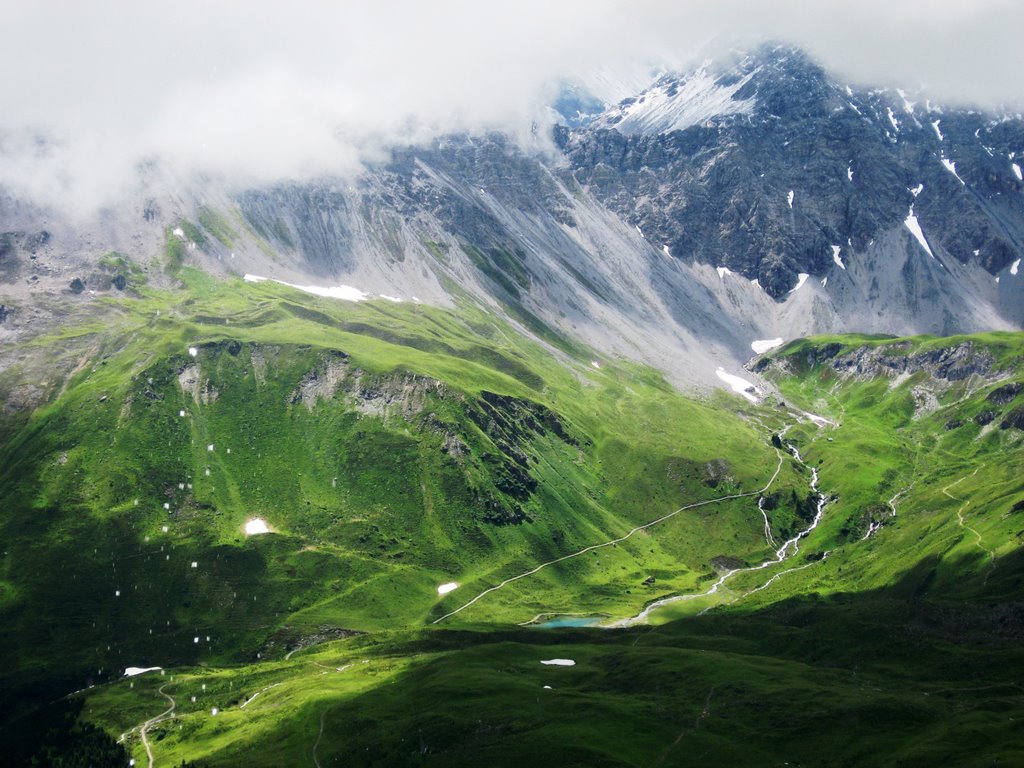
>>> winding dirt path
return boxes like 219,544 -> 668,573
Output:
432,449 -> 787,624
313,708 -> 328,768
942,469 -> 994,563
140,683 -> 176,768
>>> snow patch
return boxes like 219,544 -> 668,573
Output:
437,582 -> 459,595
1013,163 -> 1022,181
591,360 -> 601,369
379,295 -> 403,303
124,666 -> 162,677
821,276 -> 828,287
931,120 -> 944,141
716,266 -> 733,279
188,347 -> 198,357
898,90 -> 916,114
831,245 -> 846,270
887,107 -> 900,131
751,338 -> 784,354
596,63 -> 758,135
715,367 -> 760,403
242,273 -> 368,302
847,165 -> 853,181
940,158 -> 965,185
789,273 -> 809,293
910,183 -> 924,197
1011,258 -> 1020,276
904,206 -> 935,259
172,227 -> 185,239
634,225 -> 644,238
540,659 -> 576,666
662,244 -> 671,257
787,190 -> 794,208
244,518 -> 270,536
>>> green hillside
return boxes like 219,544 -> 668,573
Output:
2,271 -> 1023,766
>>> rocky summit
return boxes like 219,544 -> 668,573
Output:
3,45 -> 1023,395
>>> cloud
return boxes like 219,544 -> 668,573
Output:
1,0 -> 1021,213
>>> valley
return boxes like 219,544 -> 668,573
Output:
1,264 -> 1022,765
1,34 -> 1023,767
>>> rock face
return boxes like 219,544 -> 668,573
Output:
2,44 -> 1023,392
559,45 -> 1024,303
824,342 -> 996,382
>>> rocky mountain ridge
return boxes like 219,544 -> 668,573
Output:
1,44 -> 1022,393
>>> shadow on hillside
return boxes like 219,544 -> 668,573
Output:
291,549 -> 1024,767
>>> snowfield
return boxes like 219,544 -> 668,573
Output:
715,367 -> 760,403
751,338 -> 784,354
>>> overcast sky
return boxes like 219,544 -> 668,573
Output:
2,0 -> 1022,211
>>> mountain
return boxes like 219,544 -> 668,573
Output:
561,45 -> 1024,311
3,44 -> 1022,399
2,43 -> 1024,767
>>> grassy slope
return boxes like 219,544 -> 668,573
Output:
91,331 -> 1024,767
0,267 -> 817,763
4,260 -> 1023,765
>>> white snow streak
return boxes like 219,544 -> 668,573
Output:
244,273 -> 369,302
904,206 -> 935,259
831,245 -> 846,270
124,667 -> 162,677
1011,258 -> 1020,276
787,190 -> 794,208
789,273 -> 809,292
940,158 -> 965,185
1014,163 -> 1022,181
887,107 -> 899,132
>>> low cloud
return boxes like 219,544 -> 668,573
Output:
1,0 -> 1021,213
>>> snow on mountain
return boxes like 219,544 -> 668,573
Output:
592,62 -> 758,135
